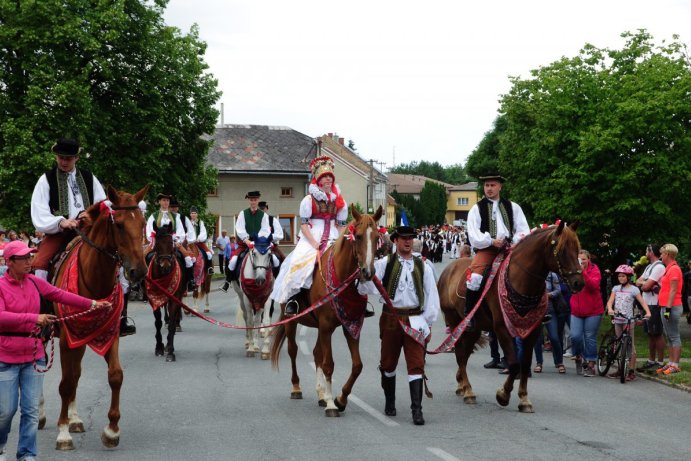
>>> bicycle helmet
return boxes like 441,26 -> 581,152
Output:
614,264 -> 634,275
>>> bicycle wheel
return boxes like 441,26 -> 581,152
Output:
619,336 -> 632,384
596,333 -> 617,376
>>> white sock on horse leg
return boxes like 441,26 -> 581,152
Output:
35,269 -> 49,281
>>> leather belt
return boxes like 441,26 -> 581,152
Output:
393,308 -> 422,316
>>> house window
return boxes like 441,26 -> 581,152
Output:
457,197 -> 469,206
278,215 -> 295,244
280,187 -> 293,198
207,187 -> 218,197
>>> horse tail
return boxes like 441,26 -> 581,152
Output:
270,323 -> 286,370
474,333 -> 488,351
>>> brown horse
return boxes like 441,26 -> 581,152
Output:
147,228 -> 187,362
52,185 -> 149,450
271,205 -> 383,417
437,222 -> 584,413
191,244 -> 213,313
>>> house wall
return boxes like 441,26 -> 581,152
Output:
445,190 -> 479,224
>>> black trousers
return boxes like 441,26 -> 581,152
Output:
218,254 -> 226,274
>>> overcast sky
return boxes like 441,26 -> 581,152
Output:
163,0 -> 691,169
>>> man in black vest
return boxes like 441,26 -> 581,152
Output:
465,173 -> 530,327
258,201 -> 285,274
169,196 -> 197,291
226,191 -> 271,283
30,138 -> 107,281
357,225 -> 440,425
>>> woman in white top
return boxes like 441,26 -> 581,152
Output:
271,156 -> 348,309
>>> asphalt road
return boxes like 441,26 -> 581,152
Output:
5,256 -> 691,461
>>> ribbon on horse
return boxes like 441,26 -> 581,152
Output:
193,250 -> 205,286
240,255 -> 273,311
498,252 -> 548,339
55,241 -> 124,356
145,258 -> 181,311
326,252 -> 366,339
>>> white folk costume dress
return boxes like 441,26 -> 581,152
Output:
271,183 -> 348,304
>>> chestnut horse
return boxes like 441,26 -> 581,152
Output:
147,228 -> 187,362
271,205 -> 383,417
232,243 -> 273,359
52,185 -> 148,450
437,222 -> 584,412
191,245 -> 213,313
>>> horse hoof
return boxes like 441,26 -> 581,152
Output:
463,396 -> 477,404
203,308 -> 210,313
261,352 -> 270,360
69,422 -> 85,433
246,351 -> 255,358
101,431 -> 120,448
496,391 -> 510,407
166,354 -> 176,362
335,397 -> 346,412
518,403 -> 534,413
155,346 -> 164,357
290,392 -> 303,400
56,440 -> 75,451
38,416 -> 46,430
325,408 -> 340,417
318,399 -> 327,407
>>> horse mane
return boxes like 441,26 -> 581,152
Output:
333,220 -> 349,255
514,224 -> 578,255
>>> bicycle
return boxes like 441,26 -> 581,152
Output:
596,312 -> 643,383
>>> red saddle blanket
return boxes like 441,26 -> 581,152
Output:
145,259 -> 181,311
56,242 -> 124,356
497,252 -> 548,339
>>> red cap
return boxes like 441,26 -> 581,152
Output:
3,241 -> 37,259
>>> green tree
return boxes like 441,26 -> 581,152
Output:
471,30 -> 691,265
419,181 -> 448,225
0,0 -> 221,231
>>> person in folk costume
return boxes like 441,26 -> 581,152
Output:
357,226 -> 440,425
30,138 -> 107,281
226,191 -> 271,282
188,206 -> 214,274
465,172 -> 530,328
449,229 -> 460,259
168,196 -> 198,291
257,201 -> 285,276
145,193 -> 195,290
271,156 -> 348,316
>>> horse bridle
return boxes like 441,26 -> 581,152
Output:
76,204 -> 141,264
510,229 -> 582,290
248,248 -> 271,273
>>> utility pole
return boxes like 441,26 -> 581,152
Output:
367,159 -> 375,213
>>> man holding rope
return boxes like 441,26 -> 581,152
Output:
358,225 -> 440,426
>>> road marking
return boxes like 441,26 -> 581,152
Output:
427,447 -> 462,461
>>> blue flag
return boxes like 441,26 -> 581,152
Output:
400,209 -> 409,226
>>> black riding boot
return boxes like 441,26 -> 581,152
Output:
119,292 -> 136,337
409,379 -> 425,426
364,304 -> 375,318
186,266 -> 196,291
464,288 -> 480,330
380,367 -> 396,416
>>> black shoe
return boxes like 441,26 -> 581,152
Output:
119,318 -> 136,337
207,267 -> 214,275
484,359 -> 501,369
497,358 -> 508,369
220,282 -> 229,293
364,305 -> 375,318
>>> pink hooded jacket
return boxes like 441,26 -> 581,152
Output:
0,273 -> 92,363
569,262 -> 604,317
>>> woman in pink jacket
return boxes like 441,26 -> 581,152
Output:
0,241 -> 111,461
569,249 -> 604,377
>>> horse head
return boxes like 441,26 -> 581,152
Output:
153,227 -> 175,276
243,237 -> 272,286
81,185 -> 149,284
549,221 -> 584,293
345,204 -> 383,281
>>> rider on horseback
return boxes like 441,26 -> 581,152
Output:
169,196 -> 198,291
146,193 -> 195,291
226,191 -> 271,283
258,201 -> 285,277
189,206 -> 214,275
271,156 -> 348,316
465,172 -> 530,328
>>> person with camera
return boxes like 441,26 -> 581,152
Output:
635,244 -> 667,372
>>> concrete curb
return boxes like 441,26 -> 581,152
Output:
635,371 -> 691,394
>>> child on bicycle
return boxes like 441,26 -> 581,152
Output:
605,265 -> 651,381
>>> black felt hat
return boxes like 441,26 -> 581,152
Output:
245,191 -> 261,199
169,196 -> 180,207
390,225 -> 417,240
258,201 -> 267,209
478,172 -> 506,183
156,193 -> 173,201
51,138 -> 81,157
189,206 -> 198,213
